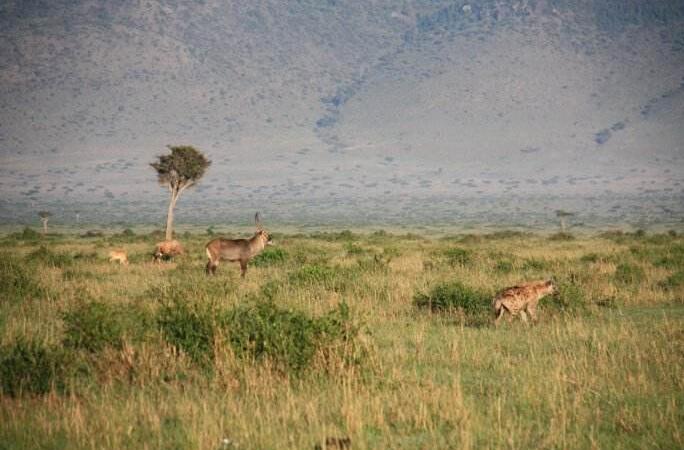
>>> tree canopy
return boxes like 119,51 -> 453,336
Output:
150,145 -> 211,192
150,145 -> 211,240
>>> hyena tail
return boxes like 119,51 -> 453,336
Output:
492,297 -> 503,316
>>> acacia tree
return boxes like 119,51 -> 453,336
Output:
151,145 -> 211,240
38,211 -> 52,235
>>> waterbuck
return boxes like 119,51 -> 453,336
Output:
205,213 -> 273,277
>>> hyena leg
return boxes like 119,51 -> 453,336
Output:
519,310 -> 529,324
494,307 -> 506,327
527,304 -> 538,323
239,260 -> 247,278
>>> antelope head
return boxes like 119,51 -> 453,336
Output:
254,212 -> 274,246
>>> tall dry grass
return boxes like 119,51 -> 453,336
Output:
1,229 -> 682,449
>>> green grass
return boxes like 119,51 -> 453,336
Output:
0,230 -> 682,449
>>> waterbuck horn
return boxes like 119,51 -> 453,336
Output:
255,212 -> 263,230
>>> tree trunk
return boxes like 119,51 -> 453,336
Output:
41,218 -> 48,235
165,190 -> 179,241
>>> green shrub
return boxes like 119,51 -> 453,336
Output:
20,227 -> 41,240
486,230 -> 530,240
580,253 -> 600,263
252,247 -> 288,267
548,281 -> 588,313
441,247 -> 472,266
493,259 -> 514,273
653,244 -> 684,271
345,243 -> 366,256
659,272 -> 684,291
614,263 -> 645,285
73,251 -> 98,262
549,232 -> 575,241
522,258 -> 549,271
224,301 -> 357,373
310,230 -> 356,242
260,280 -> 283,300
63,302 -> 150,353
414,281 -> 489,316
157,299 -> 217,367
0,256 -> 44,304
80,230 -> 104,238
25,246 -> 74,268
0,339 -> 68,396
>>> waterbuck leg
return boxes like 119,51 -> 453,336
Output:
239,260 -> 247,278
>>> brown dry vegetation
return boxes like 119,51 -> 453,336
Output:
0,229 -> 683,449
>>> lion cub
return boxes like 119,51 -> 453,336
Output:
108,249 -> 129,265
492,280 -> 557,326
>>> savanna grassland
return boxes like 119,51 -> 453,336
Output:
1,228 -> 683,449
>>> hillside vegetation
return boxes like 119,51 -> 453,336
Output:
1,0 -> 683,225
1,228 -> 682,448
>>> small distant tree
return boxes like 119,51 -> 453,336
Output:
38,211 -> 52,235
555,210 -> 574,232
151,145 -> 211,240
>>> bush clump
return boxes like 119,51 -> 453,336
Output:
441,247 -> 472,266
157,298 -> 360,374
0,256 -> 44,304
653,244 -> 684,271
0,339 -> 68,396
522,258 -> 549,271
493,259 -> 514,273
549,232 -> 575,241
63,302 -> 150,353
580,253 -> 601,263
414,281 -> 489,317
659,272 -> 684,291
547,281 -> 588,313
614,263 -> 646,285
224,301 -> 357,373
19,227 -> 42,240
157,299 -> 217,367
252,247 -> 288,267
25,246 -> 74,268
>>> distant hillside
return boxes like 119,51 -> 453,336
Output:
0,0 -> 683,227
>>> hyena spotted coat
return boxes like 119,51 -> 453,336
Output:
492,280 -> 557,326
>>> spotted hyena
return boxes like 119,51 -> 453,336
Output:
492,280 -> 557,326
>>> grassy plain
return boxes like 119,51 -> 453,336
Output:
1,228 -> 683,449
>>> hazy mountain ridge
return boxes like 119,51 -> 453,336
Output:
0,0 -> 683,226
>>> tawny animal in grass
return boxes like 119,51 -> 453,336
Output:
492,279 -> 557,326
205,213 -> 273,277
108,249 -> 129,265
153,239 -> 184,263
